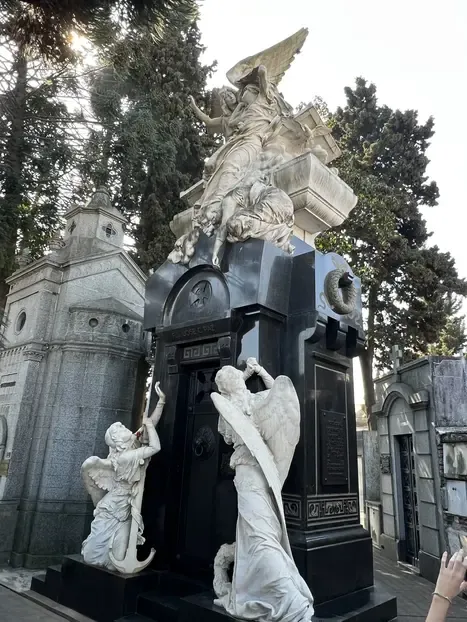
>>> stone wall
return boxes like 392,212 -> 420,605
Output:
0,189 -> 148,567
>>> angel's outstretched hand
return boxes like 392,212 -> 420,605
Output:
246,357 -> 262,375
155,381 -> 166,402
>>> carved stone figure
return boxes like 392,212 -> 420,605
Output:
189,87 -> 238,182
168,29 -> 312,266
167,228 -> 200,265
222,150 -> 295,258
211,358 -> 314,621
81,383 -> 165,574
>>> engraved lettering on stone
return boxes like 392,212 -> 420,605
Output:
171,323 -> 216,340
322,411 -> 347,485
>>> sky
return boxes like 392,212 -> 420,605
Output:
198,0 -> 467,403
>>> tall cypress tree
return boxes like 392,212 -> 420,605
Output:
316,78 -> 467,425
78,20 -> 218,271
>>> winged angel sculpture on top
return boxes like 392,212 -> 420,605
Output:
211,358 -> 314,621
168,28 -> 330,268
80,383 -> 166,574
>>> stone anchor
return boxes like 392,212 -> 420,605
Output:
108,463 -> 156,574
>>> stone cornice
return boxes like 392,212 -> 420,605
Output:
373,382 -> 430,416
48,340 -> 145,359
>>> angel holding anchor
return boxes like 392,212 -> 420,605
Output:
80,382 -> 166,574
211,358 -> 314,622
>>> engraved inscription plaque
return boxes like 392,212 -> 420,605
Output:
321,410 -> 348,486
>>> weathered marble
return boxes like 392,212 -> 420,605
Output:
168,29 -> 356,267
171,150 -> 357,246
211,358 -> 314,621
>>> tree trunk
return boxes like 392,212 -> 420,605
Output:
361,285 -> 378,430
0,48 -> 27,312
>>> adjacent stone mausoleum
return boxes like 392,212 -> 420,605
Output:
0,188 -> 147,567
372,352 -> 467,583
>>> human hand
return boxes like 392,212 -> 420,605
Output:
434,551 -> 467,601
155,381 -> 166,402
188,95 -> 196,108
246,357 -> 261,375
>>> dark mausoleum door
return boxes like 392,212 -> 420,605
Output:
176,365 -> 236,577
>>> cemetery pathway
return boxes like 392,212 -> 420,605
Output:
1,550 -> 467,621
0,584 -> 65,621
374,547 -> 467,620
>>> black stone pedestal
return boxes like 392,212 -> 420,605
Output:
178,587 -> 397,622
31,554 -> 157,622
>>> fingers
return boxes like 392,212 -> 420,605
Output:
441,551 -> 448,568
452,550 -> 464,572
461,581 -> 467,593
448,552 -> 456,570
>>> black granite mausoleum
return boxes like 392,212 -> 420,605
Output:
32,234 -> 397,621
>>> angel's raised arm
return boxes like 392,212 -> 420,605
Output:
148,381 -> 166,426
129,419 -> 161,462
189,96 -> 222,131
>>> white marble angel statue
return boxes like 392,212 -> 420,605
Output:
211,358 -> 314,622
81,382 -> 166,574
168,28 -> 309,267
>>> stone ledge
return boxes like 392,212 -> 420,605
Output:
172,152 -> 357,240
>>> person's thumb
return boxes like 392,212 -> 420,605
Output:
460,581 -> 467,593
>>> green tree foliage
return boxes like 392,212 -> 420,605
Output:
315,78 -> 467,424
78,20 -> 219,271
426,295 -> 466,357
2,0 -> 197,61
0,3 -> 82,313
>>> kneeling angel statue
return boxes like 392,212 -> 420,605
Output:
211,358 -> 314,621
81,382 -> 166,574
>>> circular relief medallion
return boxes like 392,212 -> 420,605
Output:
189,280 -> 212,308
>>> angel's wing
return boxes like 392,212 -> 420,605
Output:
210,392 -> 293,559
226,28 -> 308,88
81,456 -> 115,507
252,376 -> 300,486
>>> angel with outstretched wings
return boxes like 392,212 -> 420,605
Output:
211,359 -> 314,622
169,29 -> 309,268
80,383 -> 166,574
